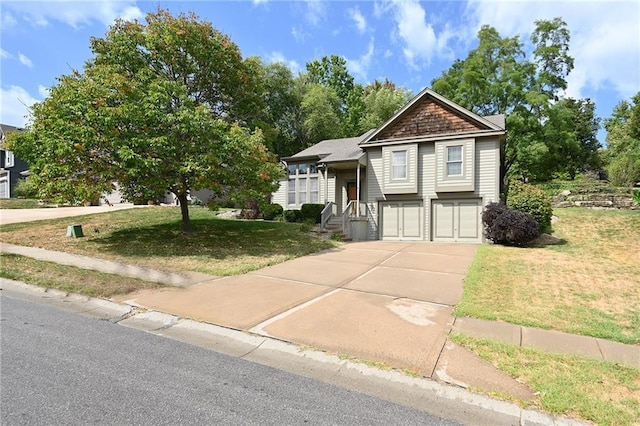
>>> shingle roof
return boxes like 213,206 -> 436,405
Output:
483,114 -> 506,129
286,129 -> 376,163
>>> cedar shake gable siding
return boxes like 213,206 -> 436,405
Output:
370,98 -> 484,142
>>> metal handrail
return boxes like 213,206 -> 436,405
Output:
321,201 -> 335,229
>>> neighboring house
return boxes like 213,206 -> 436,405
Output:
0,124 -> 30,199
272,88 -> 506,243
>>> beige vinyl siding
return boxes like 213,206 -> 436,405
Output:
382,144 -> 418,194
272,180 -> 287,206
475,138 -> 500,204
418,143 -> 435,241
366,148 -> 383,240
435,138 -> 475,192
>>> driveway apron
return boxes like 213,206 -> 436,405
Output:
123,241 -> 477,377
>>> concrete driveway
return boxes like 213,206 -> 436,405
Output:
0,204 -> 141,225
123,241 -> 477,377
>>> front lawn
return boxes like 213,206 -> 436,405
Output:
0,198 -> 45,209
0,253 -> 166,297
452,334 -> 640,426
456,208 -> 640,344
0,206 -> 339,276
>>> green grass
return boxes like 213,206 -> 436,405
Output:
0,198 -> 46,209
0,253 -> 166,297
0,206 -> 339,276
451,334 -> 640,426
456,208 -> 640,344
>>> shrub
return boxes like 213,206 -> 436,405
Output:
485,208 -> 539,246
300,203 -> 324,224
481,202 -> 509,233
283,209 -> 303,223
261,203 -> 283,220
633,189 -> 640,205
607,154 -> 640,187
507,181 -> 552,233
13,178 -> 38,199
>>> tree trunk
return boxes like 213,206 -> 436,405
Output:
177,192 -> 191,234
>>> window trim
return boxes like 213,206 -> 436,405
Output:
287,162 -> 320,206
445,145 -> 463,178
5,150 -> 14,168
391,150 -> 407,180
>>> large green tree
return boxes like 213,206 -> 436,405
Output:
431,18 -> 584,186
603,92 -> 640,186
358,80 -> 413,133
9,9 -> 281,233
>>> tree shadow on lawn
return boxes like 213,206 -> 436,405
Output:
87,218 -> 336,261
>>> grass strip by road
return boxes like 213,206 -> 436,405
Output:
451,334 -> 640,426
456,208 -> 640,344
0,253 -> 166,297
0,198 -> 46,209
0,206 -> 339,276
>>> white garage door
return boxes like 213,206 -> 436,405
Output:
380,201 -> 422,241
432,199 -> 482,243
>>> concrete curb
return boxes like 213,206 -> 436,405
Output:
1,278 -> 590,426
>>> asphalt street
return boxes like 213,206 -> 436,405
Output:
0,295 -> 461,426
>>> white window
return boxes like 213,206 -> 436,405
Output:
309,177 -> 319,203
287,179 -> 296,205
298,177 -> 307,204
288,163 -> 320,206
5,151 -> 14,168
446,145 -> 463,177
392,150 -> 407,180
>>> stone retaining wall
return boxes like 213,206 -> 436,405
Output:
552,192 -> 638,209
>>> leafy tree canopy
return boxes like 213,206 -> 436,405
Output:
9,9 -> 282,233
431,17 -> 599,187
603,92 -> 640,186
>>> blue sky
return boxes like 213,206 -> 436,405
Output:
1,0 -> 639,144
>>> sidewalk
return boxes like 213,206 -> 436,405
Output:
1,242 -> 638,374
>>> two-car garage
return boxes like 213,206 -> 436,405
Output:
379,198 -> 483,243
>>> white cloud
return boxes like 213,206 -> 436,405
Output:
17,52 -> 33,68
265,52 -> 302,76
1,11 -> 18,29
304,0 -> 326,26
2,0 -> 143,29
464,0 -> 640,100
390,0 -> 437,67
384,49 -> 393,59
0,49 -> 12,59
253,0 -> 269,4
0,85 -> 40,127
291,26 -> 309,43
348,7 -> 367,34
347,38 -> 375,81
38,85 -> 50,99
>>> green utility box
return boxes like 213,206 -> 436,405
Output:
66,224 -> 84,238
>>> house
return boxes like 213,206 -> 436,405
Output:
272,88 -> 506,243
0,124 -> 30,199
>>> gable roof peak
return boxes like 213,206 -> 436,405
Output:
360,87 -> 505,145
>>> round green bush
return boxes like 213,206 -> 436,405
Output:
283,209 -> 303,223
507,181 -> 552,234
300,203 -> 324,224
262,203 -> 283,220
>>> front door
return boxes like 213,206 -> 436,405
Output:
347,182 -> 357,214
